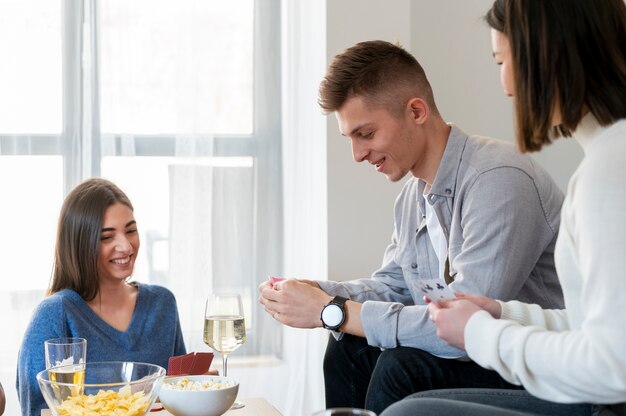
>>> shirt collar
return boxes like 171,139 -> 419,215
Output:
425,124 -> 468,199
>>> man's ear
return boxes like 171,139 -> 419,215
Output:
407,97 -> 429,125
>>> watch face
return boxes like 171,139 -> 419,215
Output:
321,304 -> 343,328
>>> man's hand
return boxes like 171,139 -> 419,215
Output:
258,279 -> 332,328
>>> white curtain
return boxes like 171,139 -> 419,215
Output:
96,0 -> 284,358
198,1 -> 330,414
278,0 -> 328,413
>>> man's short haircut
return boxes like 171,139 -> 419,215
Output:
318,40 -> 439,117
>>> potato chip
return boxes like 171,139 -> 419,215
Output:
56,385 -> 150,416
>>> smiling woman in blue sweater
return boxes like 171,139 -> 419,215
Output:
17,178 -> 186,416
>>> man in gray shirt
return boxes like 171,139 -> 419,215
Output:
259,40 -> 564,414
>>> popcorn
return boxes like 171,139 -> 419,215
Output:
162,378 -> 235,391
56,385 -> 149,416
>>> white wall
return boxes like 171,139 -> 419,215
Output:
326,0 -> 583,282
326,0 -> 411,281
410,0 -> 583,189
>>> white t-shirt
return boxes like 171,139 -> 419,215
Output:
424,185 -> 448,281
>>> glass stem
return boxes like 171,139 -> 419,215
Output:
222,353 -> 229,377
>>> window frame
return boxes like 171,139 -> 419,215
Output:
0,0 -> 283,357
0,0 -> 281,188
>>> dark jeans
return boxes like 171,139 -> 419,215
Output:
323,334 -> 523,415
380,389 -> 600,416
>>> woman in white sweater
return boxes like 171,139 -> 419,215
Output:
381,0 -> 626,415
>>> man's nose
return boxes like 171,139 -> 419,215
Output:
351,139 -> 369,163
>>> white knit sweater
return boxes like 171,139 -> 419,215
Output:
465,114 -> 626,404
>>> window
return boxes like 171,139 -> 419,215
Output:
0,1 -> 282,413
99,0 -> 254,135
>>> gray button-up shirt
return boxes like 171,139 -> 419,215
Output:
318,125 -> 564,358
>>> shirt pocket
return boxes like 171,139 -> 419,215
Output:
393,231 -> 420,281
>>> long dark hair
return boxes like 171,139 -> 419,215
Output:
48,178 -> 133,301
485,0 -> 626,152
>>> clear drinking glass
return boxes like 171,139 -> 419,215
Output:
44,337 -> 87,399
204,293 -> 246,409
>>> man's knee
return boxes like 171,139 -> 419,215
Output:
374,347 -> 433,377
367,348 -> 440,413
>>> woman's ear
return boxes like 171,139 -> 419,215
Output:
407,97 -> 429,125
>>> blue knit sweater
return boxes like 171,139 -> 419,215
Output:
16,283 -> 186,416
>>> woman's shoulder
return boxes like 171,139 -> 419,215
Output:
37,289 -> 81,311
136,282 -> 177,301
27,290 -> 78,334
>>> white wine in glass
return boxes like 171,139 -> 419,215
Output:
45,337 -> 87,400
204,293 -> 246,409
204,316 -> 246,356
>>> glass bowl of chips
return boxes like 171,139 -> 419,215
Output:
37,361 -> 166,416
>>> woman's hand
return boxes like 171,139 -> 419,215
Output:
424,292 -> 501,319
452,293 -> 502,318
428,299 -> 484,350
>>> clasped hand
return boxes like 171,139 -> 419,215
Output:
258,279 -> 332,328
427,293 -> 502,350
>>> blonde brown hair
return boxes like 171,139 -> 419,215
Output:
319,40 -> 439,118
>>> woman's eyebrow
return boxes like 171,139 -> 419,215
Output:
101,220 -> 136,232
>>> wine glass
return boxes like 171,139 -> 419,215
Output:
204,293 -> 246,409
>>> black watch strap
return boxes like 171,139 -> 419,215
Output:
320,296 -> 348,330
330,295 -> 348,308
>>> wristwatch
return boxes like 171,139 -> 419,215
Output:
320,296 -> 348,331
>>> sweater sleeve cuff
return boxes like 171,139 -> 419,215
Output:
465,310 -> 525,387
465,310 -> 502,369
499,300 -> 534,325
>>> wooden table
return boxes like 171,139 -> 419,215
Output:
42,397 -> 282,415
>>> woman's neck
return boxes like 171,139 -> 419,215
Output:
97,280 -> 135,302
87,280 -> 138,332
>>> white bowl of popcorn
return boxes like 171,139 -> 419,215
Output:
158,375 -> 239,416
